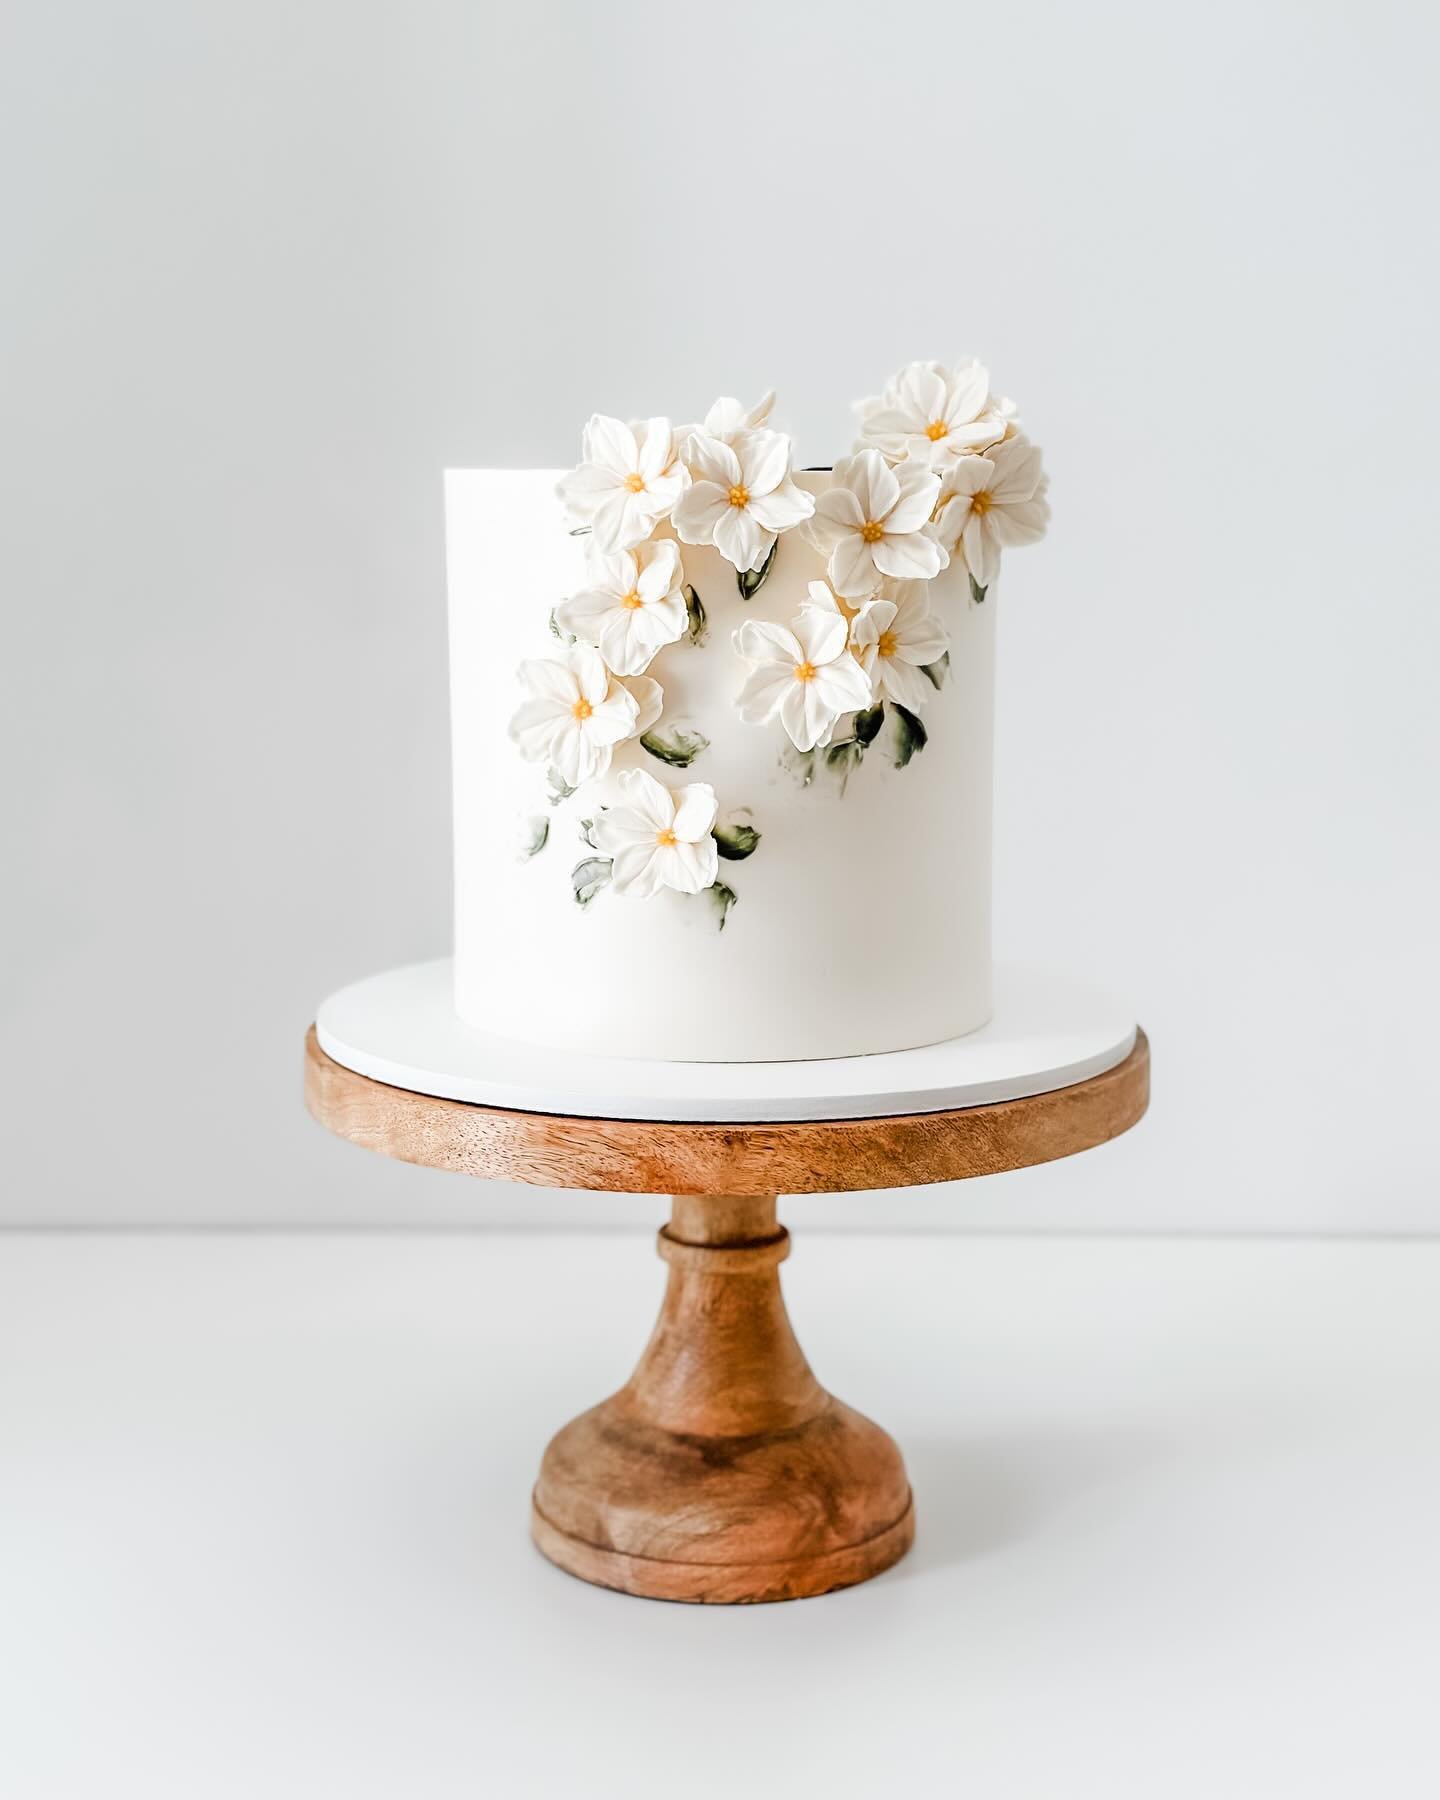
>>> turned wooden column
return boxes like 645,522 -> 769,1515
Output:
530,1195 -> 915,1604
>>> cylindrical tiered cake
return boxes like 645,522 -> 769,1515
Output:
445,367 -> 1048,1062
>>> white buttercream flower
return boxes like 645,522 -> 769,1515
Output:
593,769 -> 719,898
508,646 -> 640,788
931,435 -> 1050,588
672,426 -> 815,573
804,449 -> 947,598
689,390 -> 776,445
733,607 -> 873,753
850,582 -> 950,711
855,358 -> 1016,468
553,539 -> 687,677
556,415 -> 687,551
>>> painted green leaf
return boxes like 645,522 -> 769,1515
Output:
640,724 -> 710,768
705,880 -> 739,931
571,857 -> 612,907
713,818 -> 761,861
568,525 -> 592,537
577,817 -> 597,849
920,652 -> 949,690
969,575 -> 988,605
891,702 -> 929,768
854,702 -> 886,745
824,738 -> 864,795
780,743 -> 817,788
547,768 -> 577,805
736,539 -> 778,600
683,583 -> 708,647
519,815 -> 549,860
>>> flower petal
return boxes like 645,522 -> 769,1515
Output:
829,532 -> 881,598
713,503 -> 766,571
671,781 -> 718,843
737,428 -> 790,496
635,417 -> 674,481
735,662 -> 793,724
581,414 -> 637,475
872,531 -> 946,581
884,465 -> 943,535
610,842 -> 663,897
517,657 -> 578,705
780,674 -> 837,753
792,607 -> 848,666
746,477 -> 814,532
671,481 -> 731,544
616,767 -> 674,830
684,431 -> 741,490
734,618 -> 803,666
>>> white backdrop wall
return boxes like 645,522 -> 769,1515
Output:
3,0 -> 1437,1230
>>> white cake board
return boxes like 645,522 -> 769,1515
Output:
316,961 -> 1138,1125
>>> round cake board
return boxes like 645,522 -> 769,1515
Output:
316,959 -> 1137,1124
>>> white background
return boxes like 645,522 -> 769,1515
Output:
4,0 -> 1437,1229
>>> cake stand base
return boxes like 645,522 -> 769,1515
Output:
530,1194 -> 913,1604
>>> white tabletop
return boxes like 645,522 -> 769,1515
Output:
316,959 -> 1138,1121
4,1230 -> 1437,1799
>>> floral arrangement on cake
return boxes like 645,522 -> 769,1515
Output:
508,359 -> 1050,924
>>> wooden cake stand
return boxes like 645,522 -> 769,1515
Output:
304,961 -> 1149,1605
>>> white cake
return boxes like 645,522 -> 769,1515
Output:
446,366 -> 1049,1063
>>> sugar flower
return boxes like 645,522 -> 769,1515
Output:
855,358 -> 1016,469
689,390 -> 776,445
508,645 -> 640,789
553,539 -> 687,677
804,449 -> 947,597
672,426 -> 814,573
733,607 -> 873,753
592,769 -> 719,898
850,582 -> 950,711
557,415 -> 687,551
931,435 -> 1050,589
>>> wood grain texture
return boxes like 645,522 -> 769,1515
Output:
530,1196 -> 914,1603
304,1025 -> 1150,1197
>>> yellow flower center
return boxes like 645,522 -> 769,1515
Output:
860,520 -> 884,543
571,698 -> 593,721
727,484 -> 750,509
624,473 -> 646,493
877,629 -> 898,659
620,588 -> 644,609
655,827 -> 678,847
793,660 -> 817,683
970,489 -> 993,515
925,419 -> 949,442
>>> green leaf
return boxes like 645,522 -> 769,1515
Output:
713,817 -> 761,861
683,583 -> 708,647
920,652 -> 949,691
968,575 -> 988,605
568,525 -> 592,537
705,880 -> 739,931
736,539 -> 778,600
854,702 -> 886,745
571,857 -> 612,907
891,702 -> 929,768
824,738 -> 864,795
640,724 -> 710,768
547,608 -> 576,643
779,743 -> 817,787
547,768 -> 577,805
519,815 -> 549,860
577,817 -> 596,849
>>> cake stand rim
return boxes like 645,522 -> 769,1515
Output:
314,957 -> 1140,1125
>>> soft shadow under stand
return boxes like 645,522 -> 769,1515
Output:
305,960 -> 1149,1604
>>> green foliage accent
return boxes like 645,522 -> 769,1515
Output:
736,539 -> 778,600
968,575 -> 988,605
577,817 -> 597,849
854,702 -> 886,745
547,608 -> 576,643
713,817 -> 761,861
891,703 -> 929,767
568,525 -> 592,537
683,583 -> 708,647
571,857 -> 612,907
547,769 -> 577,805
920,652 -> 949,690
779,743 -> 817,787
823,738 -> 864,795
520,816 -> 549,859
706,881 -> 739,930
640,724 -> 710,768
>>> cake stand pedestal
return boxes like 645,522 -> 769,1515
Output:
304,961 -> 1149,1604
